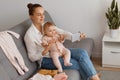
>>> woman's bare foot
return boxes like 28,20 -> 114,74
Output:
54,72 -> 68,80
91,73 -> 100,80
97,72 -> 101,78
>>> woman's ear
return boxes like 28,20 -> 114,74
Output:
30,15 -> 34,21
30,15 -> 32,19
43,31 -> 47,35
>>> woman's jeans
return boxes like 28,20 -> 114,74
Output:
40,48 -> 97,80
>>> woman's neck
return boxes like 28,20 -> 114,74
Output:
34,23 -> 43,34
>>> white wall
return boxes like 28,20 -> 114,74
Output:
0,0 -> 120,57
0,0 -> 41,31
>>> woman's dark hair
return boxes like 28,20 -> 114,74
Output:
27,3 -> 42,15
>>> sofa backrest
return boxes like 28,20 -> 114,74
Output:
0,11 -> 54,80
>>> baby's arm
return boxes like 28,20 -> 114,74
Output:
41,36 -> 57,56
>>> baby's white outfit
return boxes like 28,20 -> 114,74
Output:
42,34 -> 71,72
0,31 -> 29,75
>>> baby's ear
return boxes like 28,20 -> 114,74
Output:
55,31 -> 57,34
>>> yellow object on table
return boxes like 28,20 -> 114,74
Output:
38,69 -> 58,77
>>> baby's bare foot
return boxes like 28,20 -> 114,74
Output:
24,67 -> 29,72
18,70 -> 25,75
21,66 -> 29,72
64,63 -> 72,66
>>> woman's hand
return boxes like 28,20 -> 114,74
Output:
80,32 -> 86,40
42,50 -> 47,56
42,37 -> 57,56
58,34 -> 64,42
41,43 -> 52,56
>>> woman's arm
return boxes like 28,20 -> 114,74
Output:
41,43 -> 52,56
24,33 -> 43,62
55,27 -> 72,40
41,36 -> 57,56
41,43 -> 50,56
55,27 -> 86,42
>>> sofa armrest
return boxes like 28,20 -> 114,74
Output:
63,38 -> 94,57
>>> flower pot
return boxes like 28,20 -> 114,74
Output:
110,29 -> 119,38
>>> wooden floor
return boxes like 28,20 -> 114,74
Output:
91,57 -> 120,72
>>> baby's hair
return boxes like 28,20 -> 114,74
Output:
43,22 -> 55,33
27,3 -> 42,15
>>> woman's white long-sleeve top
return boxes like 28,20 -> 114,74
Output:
24,23 -> 80,62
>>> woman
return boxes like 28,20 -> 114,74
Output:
24,3 -> 100,80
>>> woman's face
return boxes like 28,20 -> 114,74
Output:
30,7 -> 45,25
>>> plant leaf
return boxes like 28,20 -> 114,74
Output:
111,0 -> 115,10
115,2 -> 118,14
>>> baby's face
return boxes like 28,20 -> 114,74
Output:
45,26 -> 56,37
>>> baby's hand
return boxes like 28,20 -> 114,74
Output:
49,38 -> 57,44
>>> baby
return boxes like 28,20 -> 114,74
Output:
42,22 -> 72,73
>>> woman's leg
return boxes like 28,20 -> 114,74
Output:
69,48 -> 99,80
41,57 -> 80,70
39,48 -> 99,80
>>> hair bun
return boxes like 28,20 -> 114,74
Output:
27,3 -> 33,9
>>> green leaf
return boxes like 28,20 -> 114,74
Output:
105,13 -> 109,19
111,0 -> 115,10
115,2 -> 118,14
106,0 -> 120,29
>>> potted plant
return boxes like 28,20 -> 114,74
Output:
105,0 -> 120,38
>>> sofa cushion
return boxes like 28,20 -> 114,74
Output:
64,69 -> 80,80
0,60 -> 11,80
63,38 -> 94,56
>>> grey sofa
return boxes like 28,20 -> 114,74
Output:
0,11 -> 94,80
